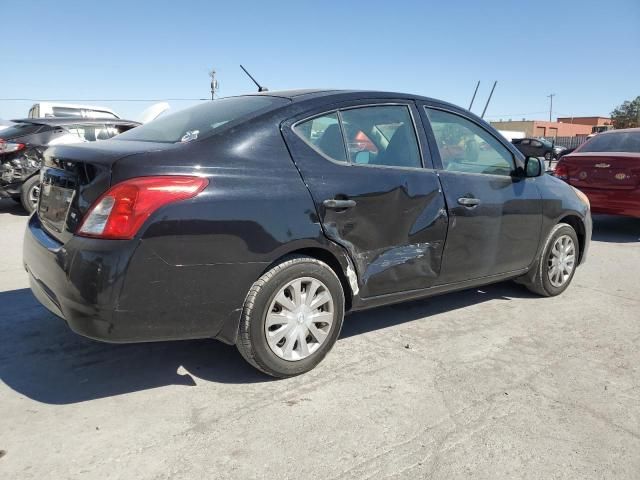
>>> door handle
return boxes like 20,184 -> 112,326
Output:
457,197 -> 480,208
323,199 -> 356,209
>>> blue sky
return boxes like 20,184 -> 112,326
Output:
2,0 -> 638,122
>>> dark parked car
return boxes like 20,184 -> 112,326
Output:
554,128 -> 640,218
1,118 -> 139,212
512,137 -> 564,162
23,90 -> 592,377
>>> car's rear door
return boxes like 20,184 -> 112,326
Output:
418,103 -> 543,283
282,99 -> 448,298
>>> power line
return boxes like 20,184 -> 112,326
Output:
483,111 -> 548,118
0,98 -> 208,102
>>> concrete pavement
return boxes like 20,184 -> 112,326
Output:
0,199 -> 638,479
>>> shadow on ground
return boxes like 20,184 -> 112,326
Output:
591,215 -> 640,243
0,282 -> 533,405
0,198 -> 28,217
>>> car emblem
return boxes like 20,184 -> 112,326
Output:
594,163 -> 610,168
578,171 -> 587,179
615,173 -> 627,180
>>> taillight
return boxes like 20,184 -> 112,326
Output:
553,161 -> 569,181
0,139 -> 26,154
77,176 -> 208,240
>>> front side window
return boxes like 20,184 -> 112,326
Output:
426,108 -> 514,176
84,110 -> 118,119
294,112 -> 346,162
340,106 -> 422,168
51,107 -> 83,118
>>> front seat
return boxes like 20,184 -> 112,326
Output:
376,124 -> 420,167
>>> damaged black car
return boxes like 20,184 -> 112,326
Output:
1,118 -> 139,212
23,90 -> 592,378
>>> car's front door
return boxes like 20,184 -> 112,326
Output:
282,101 -> 448,298
419,104 -> 543,284
518,139 -> 532,156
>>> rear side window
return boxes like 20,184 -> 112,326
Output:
115,96 -> 289,143
294,113 -> 347,162
0,123 -> 43,139
294,105 -> 422,168
578,131 -> 640,153
340,106 -> 422,168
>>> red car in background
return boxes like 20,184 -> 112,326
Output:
554,128 -> 640,218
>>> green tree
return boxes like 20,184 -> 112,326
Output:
610,96 -> 640,129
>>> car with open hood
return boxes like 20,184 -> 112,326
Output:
0,118 -> 139,212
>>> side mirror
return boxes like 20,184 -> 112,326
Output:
524,156 -> 543,177
354,150 -> 370,164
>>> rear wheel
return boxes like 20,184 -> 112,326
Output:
20,175 -> 40,214
236,256 -> 345,378
521,223 -> 579,297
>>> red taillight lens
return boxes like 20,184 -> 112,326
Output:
77,176 -> 208,240
553,161 -> 569,181
0,139 -> 26,154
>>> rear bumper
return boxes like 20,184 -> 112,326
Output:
23,214 -> 266,344
581,187 -> 640,218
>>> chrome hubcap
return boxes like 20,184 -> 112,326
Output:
264,277 -> 334,361
29,183 -> 40,207
547,235 -> 576,287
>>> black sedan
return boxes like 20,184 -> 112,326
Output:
23,90 -> 592,377
1,118 -> 139,212
512,137 -> 564,162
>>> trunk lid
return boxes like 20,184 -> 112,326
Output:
559,152 -> 640,190
37,140 -> 175,243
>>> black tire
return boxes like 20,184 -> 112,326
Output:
544,151 -> 552,161
20,175 -> 40,214
236,255 -> 345,378
521,223 -> 579,297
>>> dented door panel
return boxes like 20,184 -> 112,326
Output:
282,101 -> 449,298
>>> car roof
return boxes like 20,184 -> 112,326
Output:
245,88 -> 458,106
10,118 -> 141,127
597,127 -> 640,135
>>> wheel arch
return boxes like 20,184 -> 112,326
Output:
558,214 -> 586,263
261,246 -> 356,311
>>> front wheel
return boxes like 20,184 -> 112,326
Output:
521,223 -> 579,297
20,175 -> 41,214
236,256 -> 345,378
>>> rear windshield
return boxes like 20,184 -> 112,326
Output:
578,131 -> 640,153
0,123 -> 43,139
114,96 -> 289,143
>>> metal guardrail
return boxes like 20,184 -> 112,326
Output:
542,136 -> 588,149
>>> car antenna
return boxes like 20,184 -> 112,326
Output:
481,80 -> 498,119
240,65 -> 269,92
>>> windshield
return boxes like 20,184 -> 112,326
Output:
0,123 -> 43,139
539,138 -> 553,147
578,131 -> 640,153
114,96 -> 289,143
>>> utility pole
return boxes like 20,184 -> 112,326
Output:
209,69 -> 219,100
547,93 -> 555,122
